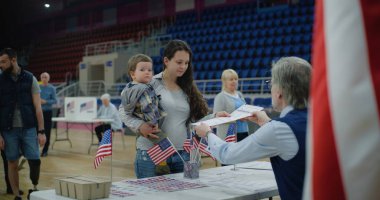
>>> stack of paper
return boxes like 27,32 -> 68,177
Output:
192,105 -> 263,126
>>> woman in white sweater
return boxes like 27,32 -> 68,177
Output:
213,69 -> 249,142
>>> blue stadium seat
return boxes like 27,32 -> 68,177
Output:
216,71 -> 223,79
264,48 -> 273,57
206,71 -> 214,80
238,50 -> 246,58
240,69 -> 250,78
250,69 -> 258,77
244,97 -> 252,105
247,49 -> 255,58
209,61 -> 217,70
253,58 -> 261,68
258,69 -> 270,77
302,44 -> 311,54
243,59 -> 252,68
273,47 -> 282,56
293,45 -> 302,55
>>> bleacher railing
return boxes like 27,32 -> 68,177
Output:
56,77 -> 271,107
84,40 -> 139,56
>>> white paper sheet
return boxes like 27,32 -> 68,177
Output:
192,104 -> 263,126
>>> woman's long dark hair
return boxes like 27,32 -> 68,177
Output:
163,40 -> 208,123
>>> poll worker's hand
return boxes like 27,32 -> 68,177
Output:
215,111 -> 230,118
246,111 -> 271,126
38,133 -> 46,147
194,123 -> 212,138
0,135 -> 4,150
40,99 -> 47,104
138,123 -> 159,139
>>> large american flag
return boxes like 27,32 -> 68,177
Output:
147,138 -> 176,165
224,124 -> 236,143
94,129 -> 112,169
303,0 -> 380,199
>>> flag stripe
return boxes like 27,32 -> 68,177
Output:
359,0 -> 380,115
147,138 -> 176,165
94,129 -> 112,169
325,0 -> 380,199
310,0 -> 346,199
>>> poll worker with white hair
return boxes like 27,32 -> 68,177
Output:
195,57 -> 312,200
95,93 -> 122,142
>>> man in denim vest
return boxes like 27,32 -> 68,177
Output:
0,48 -> 46,200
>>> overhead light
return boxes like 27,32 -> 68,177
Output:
44,3 -> 50,8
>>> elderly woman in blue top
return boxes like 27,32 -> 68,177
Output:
195,57 -> 311,200
213,69 -> 249,142
40,72 -> 57,157
95,93 -> 123,142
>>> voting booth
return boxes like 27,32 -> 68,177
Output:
64,97 -> 97,120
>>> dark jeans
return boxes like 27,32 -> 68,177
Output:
1,150 -> 11,191
42,110 -> 52,154
95,124 -> 111,142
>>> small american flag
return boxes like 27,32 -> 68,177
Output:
183,131 -> 199,153
225,123 -> 236,143
94,129 -> 112,169
147,138 -> 176,165
199,138 -> 215,160
80,101 -> 94,112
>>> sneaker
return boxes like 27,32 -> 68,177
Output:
27,189 -> 38,200
14,196 -> 22,200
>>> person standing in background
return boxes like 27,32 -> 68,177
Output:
40,72 -> 57,157
213,69 -> 249,142
0,48 -> 46,200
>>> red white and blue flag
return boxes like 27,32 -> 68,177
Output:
66,101 -> 75,112
94,129 -> 112,169
304,0 -> 380,199
183,131 -> 199,153
225,124 -> 236,143
147,138 -> 176,165
199,138 -> 215,160
80,101 -> 94,112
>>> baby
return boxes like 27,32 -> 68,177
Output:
120,54 -> 167,144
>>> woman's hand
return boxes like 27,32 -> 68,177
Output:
194,123 -> 212,137
215,111 -> 230,118
138,123 -> 160,139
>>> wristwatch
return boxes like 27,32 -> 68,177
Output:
37,130 -> 45,135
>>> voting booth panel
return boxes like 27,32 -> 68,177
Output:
64,97 -> 97,120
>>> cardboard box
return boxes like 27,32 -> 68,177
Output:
55,176 -> 111,200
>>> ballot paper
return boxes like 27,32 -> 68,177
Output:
192,104 -> 263,127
